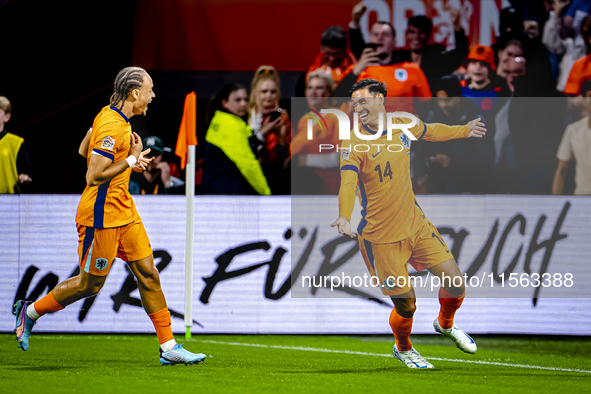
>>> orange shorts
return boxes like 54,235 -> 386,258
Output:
77,217 -> 153,276
358,221 -> 451,296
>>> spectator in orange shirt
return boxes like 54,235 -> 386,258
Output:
347,3 -> 469,92
335,20 -> 431,114
564,15 -> 591,95
305,26 -> 357,88
292,70 -> 343,195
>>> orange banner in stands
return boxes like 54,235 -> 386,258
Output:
132,0 -> 505,72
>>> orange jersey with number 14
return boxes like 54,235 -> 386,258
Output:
339,116 -> 469,243
76,106 -> 139,229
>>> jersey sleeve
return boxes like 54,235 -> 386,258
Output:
339,140 -> 362,174
339,169 -> 358,222
556,126 -> 573,162
91,122 -> 126,162
421,123 -> 470,142
339,140 -> 362,221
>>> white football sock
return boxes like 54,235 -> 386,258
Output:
160,339 -> 176,353
26,303 -> 40,320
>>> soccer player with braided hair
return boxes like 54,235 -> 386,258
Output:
13,67 -> 207,366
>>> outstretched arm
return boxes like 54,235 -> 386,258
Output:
422,118 -> 486,142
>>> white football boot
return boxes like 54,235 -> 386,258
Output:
392,345 -> 434,369
433,318 -> 477,354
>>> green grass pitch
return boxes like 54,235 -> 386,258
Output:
2,334 -> 590,393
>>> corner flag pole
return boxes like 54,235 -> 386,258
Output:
175,91 -> 198,341
184,145 -> 195,340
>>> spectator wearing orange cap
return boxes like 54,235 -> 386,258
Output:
460,45 -> 511,113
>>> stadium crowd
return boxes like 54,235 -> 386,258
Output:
203,0 -> 591,196
2,0 -> 591,196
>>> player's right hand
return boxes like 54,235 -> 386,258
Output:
353,48 -> 380,75
132,148 -> 153,172
467,118 -> 486,138
331,216 -> 356,238
130,131 -> 143,158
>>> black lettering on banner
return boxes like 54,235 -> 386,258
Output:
461,202 -> 570,304
201,229 -> 311,304
13,250 -> 200,325
110,250 -> 201,326
525,202 -> 570,304
200,241 -> 271,304
13,266 -> 59,305
492,215 -> 526,283
438,227 -> 469,266
464,220 -> 500,278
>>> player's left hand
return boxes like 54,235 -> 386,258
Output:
467,118 -> 486,138
331,216 -> 356,238
132,148 -> 154,172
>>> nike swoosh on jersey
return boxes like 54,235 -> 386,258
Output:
372,150 -> 383,158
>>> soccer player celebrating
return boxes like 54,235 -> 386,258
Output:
332,79 -> 485,369
13,67 -> 206,366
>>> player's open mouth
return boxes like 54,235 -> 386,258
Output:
360,111 -> 369,120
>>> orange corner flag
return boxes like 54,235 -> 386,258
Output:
175,92 -> 198,170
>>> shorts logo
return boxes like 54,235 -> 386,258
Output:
100,136 -> 116,151
399,133 -> 411,149
395,69 -> 408,82
95,258 -> 108,271
341,148 -> 350,161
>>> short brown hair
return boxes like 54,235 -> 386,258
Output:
0,96 -> 11,114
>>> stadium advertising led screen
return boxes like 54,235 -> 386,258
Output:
2,195 -> 590,335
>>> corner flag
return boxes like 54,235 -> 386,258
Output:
175,91 -> 198,169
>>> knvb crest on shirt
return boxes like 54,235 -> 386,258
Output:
95,258 -> 108,271
399,133 -> 411,149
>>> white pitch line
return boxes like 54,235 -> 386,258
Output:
199,340 -> 591,374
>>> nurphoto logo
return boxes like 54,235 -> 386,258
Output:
304,109 -> 419,153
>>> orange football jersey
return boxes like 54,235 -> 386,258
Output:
564,54 -> 591,96
76,106 -> 139,229
339,117 -> 468,243
356,62 -> 432,114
